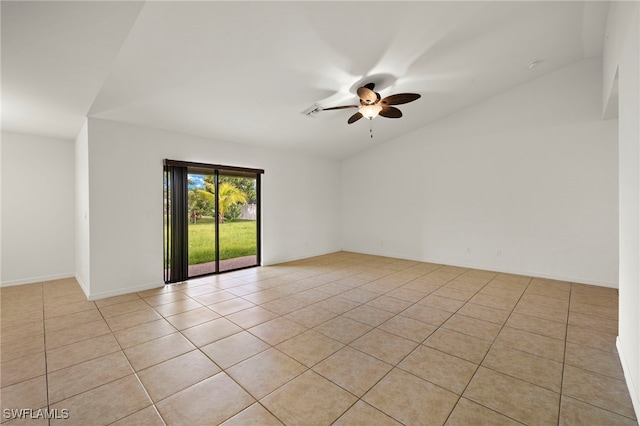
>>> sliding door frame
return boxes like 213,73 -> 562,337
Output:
164,159 -> 264,283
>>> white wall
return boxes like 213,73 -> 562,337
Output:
608,1 -> 640,418
342,57 -> 618,287
83,118 -> 342,299
1,132 -> 75,285
74,121 -> 90,295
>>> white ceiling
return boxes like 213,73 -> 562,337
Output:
1,1 -> 609,160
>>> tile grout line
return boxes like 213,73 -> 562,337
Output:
8,257 -> 631,425
263,265 -> 486,424
211,261 -> 442,425
439,274 -> 529,425
148,262 -> 624,422
129,290 -> 214,424
557,282 -> 573,426
439,274 -> 495,426
138,285 -> 288,425
559,286 -> 637,422
312,262 -> 451,425
41,282 -> 51,426
51,272 -> 525,423
446,275 -> 542,425
96,296 -> 168,426
324,266 -> 467,425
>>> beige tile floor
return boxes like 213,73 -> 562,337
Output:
1,252 -> 637,425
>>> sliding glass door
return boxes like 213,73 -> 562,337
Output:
217,172 -> 259,272
186,171 -> 217,277
164,160 -> 263,283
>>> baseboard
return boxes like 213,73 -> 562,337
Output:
0,272 -> 75,287
340,247 -> 618,288
432,258 -> 618,288
74,274 -> 90,298
86,281 -> 165,301
263,248 -> 342,266
617,337 -> 640,420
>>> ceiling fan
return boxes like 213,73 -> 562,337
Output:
322,83 -> 421,124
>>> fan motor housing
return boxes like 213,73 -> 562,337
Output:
349,73 -> 398,95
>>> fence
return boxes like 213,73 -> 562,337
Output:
240,204 -> 257,220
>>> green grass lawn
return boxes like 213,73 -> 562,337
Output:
188,217 -> 257,265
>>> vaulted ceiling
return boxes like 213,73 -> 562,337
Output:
1,1 -> 609,159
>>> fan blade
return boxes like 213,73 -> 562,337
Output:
322,105 -> 359,111
381,93 -> 421,105
364,82 -> 375,91
348,112 -> 363,124
357,87 -> 377,103
379,106 -> 402,118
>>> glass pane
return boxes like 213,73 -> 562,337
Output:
187,173 -> 217,277
218,173 -> 258,272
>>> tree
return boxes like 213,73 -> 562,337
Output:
219,176 -> 256,204
217,182 -> 248,223
188,189 -> 214,224
188,175 -> 250,224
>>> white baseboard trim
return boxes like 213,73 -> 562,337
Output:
263,249 -> 341,266
86,281 -> 165,301
339,248 -> 618,288
74,274 -> 90,298
0,274 -> 163,302
0,272 -> 75,287
617,337 -> 640,420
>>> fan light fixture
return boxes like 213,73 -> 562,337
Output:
359,104 -> 382,119
320,82 -> 421,138
321,82 -> 420,125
